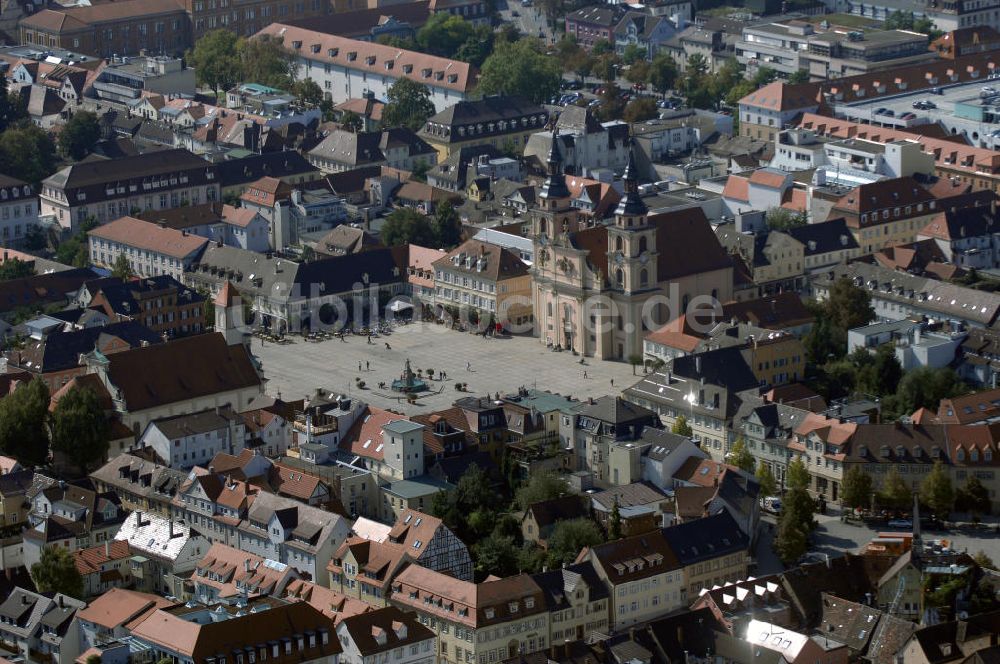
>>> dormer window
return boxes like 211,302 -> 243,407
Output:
987,449 -> 994,462
311,44 -> 320,53
972,448 -> 980,462
508,602 -> 518,613
422,68 -> 432,78
347,52 -> 357,61
403,64 -> 413,73
957,448 -> 966,462
366,55 -> 376,65
484,608 -> 495,619
328,48 -> 339,57
292,40 -> 302,49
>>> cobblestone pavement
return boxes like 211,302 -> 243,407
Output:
254,323 -> 639,414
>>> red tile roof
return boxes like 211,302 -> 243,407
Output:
257,23 -> 475,94
88,216 -> 208,259
73,539 -> 131,575
340,406 -> 408,460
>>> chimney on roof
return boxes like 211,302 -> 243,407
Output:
105,541 -> 110,557
168,520 -> 175,538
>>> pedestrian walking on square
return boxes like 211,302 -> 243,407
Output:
466,361 -> 471,371
359,362 -> 362,372
366,360 -> 370,370
583,371 -> 587,379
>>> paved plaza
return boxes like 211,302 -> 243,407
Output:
254,323 -> 639,414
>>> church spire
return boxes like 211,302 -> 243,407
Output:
539,127 -> 570,200
614,142 -> 647,218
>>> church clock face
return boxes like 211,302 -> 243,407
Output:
640,253 -> 650,265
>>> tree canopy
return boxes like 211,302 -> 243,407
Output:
671,415 -> 693,437
920,460 -> 954,517
382,78 -> 436,132
728,436 -> 755,473
189,32 -> 295,94
0,258 -> 34,282
59,111 -> 101,160
478,39 -> 562,104
0,378 -> 50,466
0,124 -> 57,187
50,385 -> 111,474
546,517 -> 603,567
31,546 -> 83,599
514,471 -> 570,511
841,466 -> 873,511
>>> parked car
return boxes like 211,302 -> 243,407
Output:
887,519 -> 913,528
931,87 -> 943,94
875,107 -> 888,115
899,112 -> 916,120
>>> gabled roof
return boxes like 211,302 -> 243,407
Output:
258,23 -> 475,93
88,217 -> 209,259
339,606 -> 434,656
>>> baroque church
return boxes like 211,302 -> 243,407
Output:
530,130 -> 735,360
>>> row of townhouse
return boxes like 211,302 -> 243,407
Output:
381,510 -> 747,664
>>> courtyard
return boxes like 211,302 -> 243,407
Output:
253,323 -> 640,414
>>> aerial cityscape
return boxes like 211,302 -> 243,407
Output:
2,0 -> 1000,662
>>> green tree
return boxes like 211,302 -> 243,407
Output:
431,201 -> 462,248
841,465 -> 873,511
50,386 -> 111,474
291,78 -> 324,107
454,26 -> 495,67
238,35 -> 295,90
625,60 -> 650,86
0,85 -> 26,133
827,278 -> 876,332
30,546 -> 83,599
596,83 -> 626,121
627,353 -> 644,375
608,499 -> 622,540
649,53 -> 678,96
86,655 -> 102,664
416,13 -> 476,58
383,78 -> 436,131
788,69 -> 810,84
920,460 -> 954,517
878,467 -> 911,511
0,123 -> 57,186
886,367 -> 966,417
884,10 -> 915,29
0,378 -> 50,466
54,217 -> 96,268
974,550 -> 997,571
23,226 -> 46,252
755,463 -> 777,498
412,159 -> 432,182
472,532 -> 520,578
340,111 -> 363,133
0,258 -> 34,281
591,39 -> 613,56
955,475 -> 991,516
623,97 -> 657,123
547,517 -> 603,567
728,436 -> 755,473
380,208 -> 436,246
111,253 -> 134,281
775,488 -> 814,565
672,415 -> 693,437
765,207 -> 807,230
622,44 -> 646,65
478,38 -> 561,104
455,463 -> 493,513
515,471 -> 570,510
188,29 -> 241,93
59,111 -> 101,160
786,456 -> 810,491
868,343 -> 903,396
